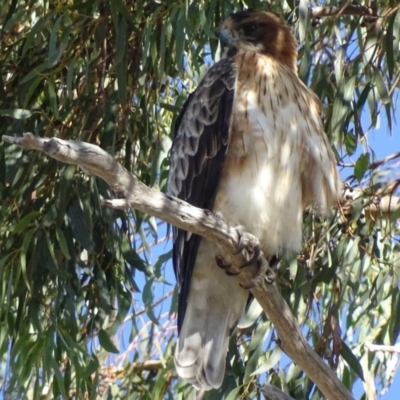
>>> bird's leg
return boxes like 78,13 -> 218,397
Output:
239,256 -> 278,289
214,211 -> 241,275
234,226 -> 278,289
213,215 -> 277,284
233,225 -> 261,267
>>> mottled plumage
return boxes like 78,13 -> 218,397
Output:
168,10 -> 341,390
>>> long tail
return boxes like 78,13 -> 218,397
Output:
174,268 -> 248,390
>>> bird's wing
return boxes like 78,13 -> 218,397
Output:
168,57 -> 237,331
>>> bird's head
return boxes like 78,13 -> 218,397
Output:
216,10 -> 297,70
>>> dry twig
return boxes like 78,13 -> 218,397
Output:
261,384 -> 295,400
365,342 -> 400,354
310,4 -> 376,18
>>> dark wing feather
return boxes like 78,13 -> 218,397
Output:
168,57 -> 237,331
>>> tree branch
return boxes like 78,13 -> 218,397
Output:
344,187 -> 400,221
130,360 -> 164,371
310,4 -> 376,18
98,361 -> 164,380
365,342 -> 400,354
3,133 -> 354,399
369,152 -> 400,170
260,384 -> 295,400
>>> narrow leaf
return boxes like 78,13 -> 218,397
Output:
98,329 -> 119,354
0,109 -> 32,119
354,153 -> 369,182
341,341 -> 364,381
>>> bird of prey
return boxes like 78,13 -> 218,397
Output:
168,10 -> 341,390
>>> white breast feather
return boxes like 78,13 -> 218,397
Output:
213,55 -> 340,257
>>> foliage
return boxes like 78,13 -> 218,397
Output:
0,0 -> 399,398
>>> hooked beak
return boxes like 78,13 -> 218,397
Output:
216,27 -> 234,47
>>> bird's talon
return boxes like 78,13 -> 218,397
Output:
233,225 -> 261,265
216,255 -> 230,269
239,280 -> 256,289
239,246 -> 261,268
216,255 -> 240,276
240,258 -> 273,288
226,268 -> 240,276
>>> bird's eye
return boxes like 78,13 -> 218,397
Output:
245,24 -> 258,35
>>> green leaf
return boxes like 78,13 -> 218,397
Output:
116,17 -> 128,103
225,386 -> 242,400
122,238 -> 151,275
158,19 -> 168,81
244,345 -> 262,383
385,14 -> 396,79
341,341 -> 364,381
49,358 -> 69,399
109,0 -> 135,26
238,299 -> 263,329
357,83 -> 372,113
67,200 -> 94,253
391,292 -> 400,343
344,130 -> 357,155
159,102 -> 181,113
298,0 -> 309,43
354,153 -> 370,182
48,16 -> 62,68
20,62 -> 48,84
175,6 -> 186,72
12,211 -> 41,234
0,109 -> 32,119
0,254 -> 12,275
56,227 -> 71,260
373,70 -> 390,104
251,347 -> 283,376
20,229 -> 35,292
48,76 -> 58,118
23,76 -> 43,108
98,329 -> 119,354
330,76 -> 356,141
143,277 -> 159,325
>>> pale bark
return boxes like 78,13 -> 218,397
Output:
261,384 -> 295,400
365,342 -> 400,354
310,4 -> 376,18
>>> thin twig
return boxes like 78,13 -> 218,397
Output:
369,152 -> 400,170
261,384 -> 295,400
310,4 -> 376,18
127,289 -> 175,321
365,342 -> 400,354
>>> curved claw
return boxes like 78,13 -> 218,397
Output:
239,245 -> 261,268
215,255 -> 229,269
226,268 -> 240,276
239,280 -> 256,289
239,258 -> 277,289
232,226 -> 261,268
239,259 -> 263,289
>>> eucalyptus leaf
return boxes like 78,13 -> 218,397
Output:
98,329 -> 120,354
